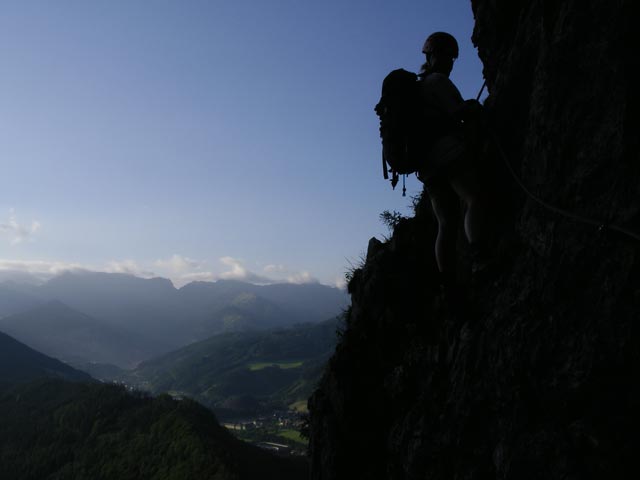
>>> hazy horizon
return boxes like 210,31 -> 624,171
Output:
0,264 -> 344,289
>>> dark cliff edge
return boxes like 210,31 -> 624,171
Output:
309,1 -> 639,479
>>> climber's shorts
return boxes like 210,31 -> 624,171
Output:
417,134 -> 470,188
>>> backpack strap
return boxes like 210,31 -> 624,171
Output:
382,151 -> 389,180
391,171 -> 399,190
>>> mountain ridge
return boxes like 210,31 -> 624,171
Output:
0,272 -> 348,367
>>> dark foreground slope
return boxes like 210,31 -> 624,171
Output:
0,331 -> 91,384
309,1 -> 639,479
0,380 -> 306,480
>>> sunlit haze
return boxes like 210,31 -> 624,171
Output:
0,0 -> 482,288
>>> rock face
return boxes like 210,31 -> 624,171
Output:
309,1 -> 639,479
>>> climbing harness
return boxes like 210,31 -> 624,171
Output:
476,80 -> 640,243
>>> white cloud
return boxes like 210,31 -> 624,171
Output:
219,256 -> 273,284
263,264 -> 286,274
263,263 -> 319,285
0,210 -> 41,245
153,254 -> 211,287
104,260 -> 155,278
0,255 -> 330,289
286,271 -> 319,284
0,258 -> 155,282
334,276 -> 348,291
154,254 -> 200,273
219,256 -> 244,278
180,271 -> 216,282
159,257 -> 321,287
0,259 -> 86,281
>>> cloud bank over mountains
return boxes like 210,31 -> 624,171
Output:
0,255 -> 326,288
0,209 -> 333,287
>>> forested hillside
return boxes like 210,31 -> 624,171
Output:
0,380 -> 306,480
121,319 -> 339,417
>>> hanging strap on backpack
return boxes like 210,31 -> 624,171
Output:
382,152 -> 389,180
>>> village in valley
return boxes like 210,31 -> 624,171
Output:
222,409 -> 308,456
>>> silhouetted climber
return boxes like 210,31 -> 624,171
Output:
376,32 -> 497,298
416,32 -> 492,291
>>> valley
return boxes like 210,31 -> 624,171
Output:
0,271 -> 345,472
97,319 -> 340,453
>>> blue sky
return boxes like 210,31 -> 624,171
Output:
0,0 -> 483,287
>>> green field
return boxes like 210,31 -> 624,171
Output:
247,361 -> 304,371
289,400 -> 308,413
278,429 -> 307,445
228,423 -> 308,451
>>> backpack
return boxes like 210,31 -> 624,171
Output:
375,68 -> 449,195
